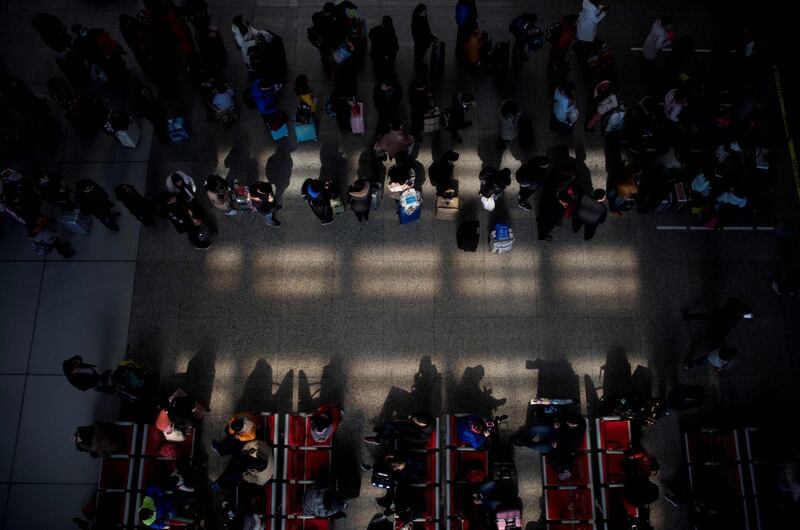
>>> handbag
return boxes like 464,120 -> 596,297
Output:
481,195 -> 496,211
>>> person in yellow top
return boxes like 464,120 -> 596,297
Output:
294,75 -> 318,117
211,412 -> 258,456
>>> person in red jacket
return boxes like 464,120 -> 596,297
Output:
310,404 -> 343,443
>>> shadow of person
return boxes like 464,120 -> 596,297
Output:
180,343 -> 217,414
477,134 -> 503,171
297,357 -> 347,413
409,356 -> 442,417
356,149 -> 385,184
528,358 -> 581,404
319,141 -> 348,190
224,136 -> 261,184
572,143 -> 594,194
266,139 -> 294,202
598,346 -> 632,399
450,365 -> 507,418
234,359 -> 275,412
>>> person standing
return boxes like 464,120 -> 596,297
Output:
429,150 -> 459,196
251,78 -> 283,133
446,91 -> 476,143
75,179 -> 120,231
572,188 -> 608,240
301,178 -> 334,225
408,78 -> 430,142
63,355 -> 115,392
347,179 -> 372,222
685,346 -> 738,374
576,0 -> 608,56
156,192 -> 211,250
552,82 -> 578,134
454,0 -> 478,62
250,180 -> 281,227
373,76 -> 403,134
309,3 -> 341,70
369,16 -> 399,80
516,156 -> 550,211
412,4 -> 434,73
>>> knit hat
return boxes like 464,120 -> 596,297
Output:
349,179 -> 370,198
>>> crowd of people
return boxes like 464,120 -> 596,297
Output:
0,0 -> 783,258
2,0 -> 793,528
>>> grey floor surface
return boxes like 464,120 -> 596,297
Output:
1,1 -> 799,530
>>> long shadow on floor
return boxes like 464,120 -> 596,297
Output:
447,365 -> 507,419
297,356 -> 348,413
266,140 -> 295,202
234,359 -> 294,413
374,356 -> 443,426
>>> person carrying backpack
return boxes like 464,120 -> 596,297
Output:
251,78 -> 283,132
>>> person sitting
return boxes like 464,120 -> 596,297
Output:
302,484 -> 348,519
138,484 -> 195,528
383,451 -> 426,484
211,412 -> 258,456
210,81 -> 235,112
364,412 -> 435,447
456,415 -> 491,449
74,421 -> 124,457
310,403 -> 343,443
212,439 -> 274,491
515,420 -> 559,453
204,174 -> 236,216
622,447 -> 660,480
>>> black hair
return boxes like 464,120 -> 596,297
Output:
295,74 -> 309,94
311,412 -> 332,431
719,347 -> 738,360
230,418 -> 245,432
592,188 -> 607,201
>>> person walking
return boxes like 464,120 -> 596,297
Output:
251,78 -> 283,133
516,156 -> 550,211
301,178 -> 334,225
63,355 -> 115,392
576,0 -> 608,57
572,188 -> 608,240
446,91 -> 476,143
412,4 -> 434,73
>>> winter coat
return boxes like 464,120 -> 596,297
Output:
251,81 -> 279,116
642,19 -> 671,61
553,89 -> 577,124
376,129 -> 414,159
576,194 -> 608,224
412,7 -> 434,49
347,185 -> 372,214
499,101 -> 521,141
165,171 -> 198,203
576,0 -> 606,43
240,440 -> 274,485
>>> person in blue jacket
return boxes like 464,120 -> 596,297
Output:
138,485 -> 176,529
250,78 -> 282,132
456,414 -> 491,449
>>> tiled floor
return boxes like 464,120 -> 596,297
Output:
2,1 -> 799,530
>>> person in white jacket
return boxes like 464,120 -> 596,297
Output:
576,0 -> 608,44
552,82 -> 578,133
231,15 -> 278,70
642,17 -> 673,61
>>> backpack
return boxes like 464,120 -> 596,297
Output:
545,22 -> 562,44
111,359 -> 147,402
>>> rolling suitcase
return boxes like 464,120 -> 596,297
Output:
294,121 -> 318,142
423,106 -> 441,133
457,220 -> 479,252
430,37 -> 445,79
350,101 -> 366,134
370,181 -> 383,210
167,116 -> 189,143
270,113 -> 290,140
57,209 -> 93,235
435,195 -> 459,220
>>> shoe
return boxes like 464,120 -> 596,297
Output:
363,436 -> 380,445
268,219 -> 281,227
224,210 -> 238,216
321,219 -> 334,225
210,440 -> 222,457
518,201 -> 532,211
360,462 -> 373,472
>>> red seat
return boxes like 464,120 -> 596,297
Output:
142,425 -> 195,458
544,488 -> 594,522
543,453 -> 591,487
98,458 -> 133,490
425,452 -> 439,484
547,524 -> 595,530
602,486 -> 639,520
599,452 -> 626,485
286,449 -> 305,481
288,415 -> 308,447
303,450 -> 332,481
452,451 -> 488,481
285,484 -> 305,515
111,423 -> 137,456
261,413 -> 278,445
425,418 -> 439,450
597,419 -> 631,452
685,429 -> 739,464
287,518 -> 331,530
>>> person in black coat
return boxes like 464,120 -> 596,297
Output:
369,16 -> 399,80
75,179 -> 120,231
115,183 -> 156,226
515,155 -> 550,211
347,179 -> 371,222
250,180 -> 281,227
156,191 -> 212,249
429,150 -> 459,196
373,76 -> 403,134
408,78 -> 430,142
301,178 -> 334,225
62,355 -> 114,392
412,4 -> 434,73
